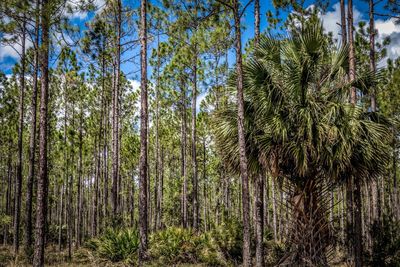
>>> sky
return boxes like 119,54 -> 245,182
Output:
1,0 -> 399,108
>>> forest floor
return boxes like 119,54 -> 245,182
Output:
0,245 -> 349,267
0,245 -> 209,267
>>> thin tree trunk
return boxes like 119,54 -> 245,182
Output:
340,0 -> 347,45
139,0 -> 149,261
181,80 -> 188,228
192,56 -> 199,230
154,28 -> 161,230
254,0 -> 260,46
33,0 -> 50,264
76,107 -> 83,247
369,0 -> 376,111
25,2 -> 40,256
4,139 -> 13,245
58,184 -> 64,251
203,139 -> 208,232
67,107 -> 75,259
233,1 -> 251,265
14,16 -> 26,255
272,176 -> 278,241
255,171 -> 264,267
112,0 -> 122,217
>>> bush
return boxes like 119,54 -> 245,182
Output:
86,228 -> 139,264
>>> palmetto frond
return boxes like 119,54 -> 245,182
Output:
213,18 -> 391,266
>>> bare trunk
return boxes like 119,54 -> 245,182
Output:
369,0 -> 376,111
112,0 -> 122,217
348,0 -> 356,104
14,17 -> 26,255
192,57 -> 199,230
139,0 -> 149,261
76,110 -> 83,247
340,0 -> 347,45
254,0 -> 260,46
255,171 -> 264,267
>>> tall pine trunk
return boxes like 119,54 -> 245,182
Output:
33,0 -> 50,264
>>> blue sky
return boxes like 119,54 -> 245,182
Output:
1,0 -> 399,81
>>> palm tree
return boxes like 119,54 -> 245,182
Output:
214,19 -> 391,265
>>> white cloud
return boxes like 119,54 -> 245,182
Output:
65,0 -> 106,20
128,79 -> 140,93
320,2 -> 362,42
196,91 -> 208,112
376,18 -> 400,36
319,2 -> 400,64
0,34 -> 33,61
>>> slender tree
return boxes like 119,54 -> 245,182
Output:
33,0 -> 50,264
139,0 -> 149,261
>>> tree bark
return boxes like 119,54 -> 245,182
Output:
33,0 -> 50,264
340,0 -> 347,45
254,0 -> 260,46
348,0 -> 356,104
139,0 -> 149,261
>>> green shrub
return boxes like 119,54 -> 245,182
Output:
86,228 -> 139,264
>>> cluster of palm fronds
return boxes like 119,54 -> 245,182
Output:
214,19 -> 392,265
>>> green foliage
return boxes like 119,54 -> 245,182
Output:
86,228 -> 139,264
